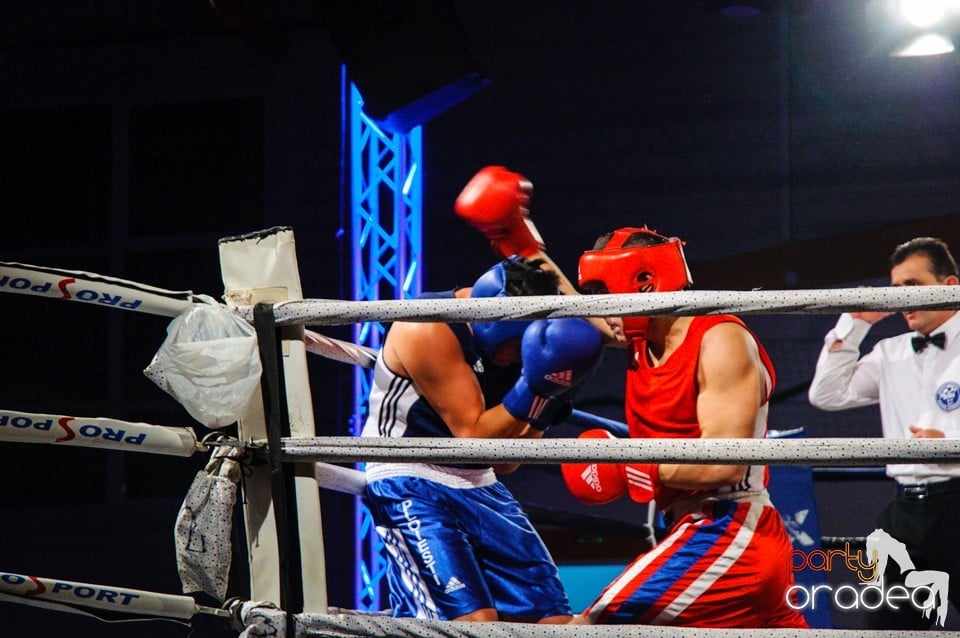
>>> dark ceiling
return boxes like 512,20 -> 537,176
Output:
420,0 -> 960,289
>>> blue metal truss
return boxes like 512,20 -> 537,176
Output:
348,82 -> 423,611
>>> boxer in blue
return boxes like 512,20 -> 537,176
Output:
362,257 -> 601,623
361,228 -> 603,621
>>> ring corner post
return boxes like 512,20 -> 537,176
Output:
219,227 -> 328,613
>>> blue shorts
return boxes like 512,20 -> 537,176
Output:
365,475 -> 571,621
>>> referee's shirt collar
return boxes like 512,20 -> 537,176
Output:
913,311 -> 960,351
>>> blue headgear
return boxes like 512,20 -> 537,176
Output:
469,259 -> 531,357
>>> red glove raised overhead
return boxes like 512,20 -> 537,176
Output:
454,166 -> 544,258
561,429 -> 627,505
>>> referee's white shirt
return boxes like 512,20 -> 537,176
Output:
809,310 -> 960,484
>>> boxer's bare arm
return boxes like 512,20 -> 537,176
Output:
384,321 -> 527,439
658,322 -> 758,489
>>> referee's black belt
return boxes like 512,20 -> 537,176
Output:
898,476 -> 960,500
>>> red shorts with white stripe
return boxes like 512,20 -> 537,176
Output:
581,499 -> 808,628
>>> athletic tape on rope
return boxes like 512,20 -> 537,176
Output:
238,286 -> 960,326
281,436 -> 960,466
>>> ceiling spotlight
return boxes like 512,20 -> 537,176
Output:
866,0 -> 960,57
890,32 -> 956,55
899,0 -> 948,29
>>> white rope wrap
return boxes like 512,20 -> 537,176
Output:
280,436 -> 960,466
304,330 -> 377,368
236,605 -> 956,638
235,286 -> 960,326
313,461 -> 366,495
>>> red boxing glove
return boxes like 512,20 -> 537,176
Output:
560,429 -> 627,505
454,166 -> 544,258
622,463 -> 660,504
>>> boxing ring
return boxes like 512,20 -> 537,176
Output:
3,226 -> 960,637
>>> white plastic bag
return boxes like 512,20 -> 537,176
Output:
145,295 -> 262,429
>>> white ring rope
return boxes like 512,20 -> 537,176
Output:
7,258 -> 957,327
241,286 -> 960,326
0,409 -> 200,457
236,605 -> 956,638
280,436 -> 960,466
0,571 -> 228,622
0,261 -> 194,317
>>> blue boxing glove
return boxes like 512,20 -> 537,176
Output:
502,318 -> 603,430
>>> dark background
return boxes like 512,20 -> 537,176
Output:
1,1 -> 958,635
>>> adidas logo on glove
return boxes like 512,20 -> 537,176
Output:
543,369 -> 573,386
580,464 -> 603,492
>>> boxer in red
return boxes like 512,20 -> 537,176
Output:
454,170 -> 806,627
560,227 -> 808,628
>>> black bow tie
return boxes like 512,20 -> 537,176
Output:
912,332 -> 946,353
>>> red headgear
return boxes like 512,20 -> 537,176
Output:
577,227 -> 692,340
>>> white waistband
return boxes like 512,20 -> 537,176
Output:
364,462 -> 497,489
